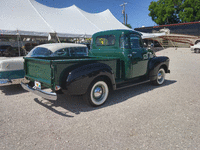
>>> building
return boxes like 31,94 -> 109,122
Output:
135,21 -> 200,48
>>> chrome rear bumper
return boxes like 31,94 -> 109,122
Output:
21,82 -> 57,100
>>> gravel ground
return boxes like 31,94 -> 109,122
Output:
0,48 -> 200,150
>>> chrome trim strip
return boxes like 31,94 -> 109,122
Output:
21,82 -> 57,100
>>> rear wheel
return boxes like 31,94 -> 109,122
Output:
84,80 -> 109,107
152,68 -> 166,85
196,49 -> 200,53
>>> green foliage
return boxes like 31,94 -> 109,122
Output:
148,0 -> 200,25
125,24 -> 132,29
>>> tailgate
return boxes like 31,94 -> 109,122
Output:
24,57 -> 52,87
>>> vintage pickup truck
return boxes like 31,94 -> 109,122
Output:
21,29 -> 170,106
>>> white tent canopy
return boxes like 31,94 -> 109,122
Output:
0,0 -> 130,38
0,0 -> 165,39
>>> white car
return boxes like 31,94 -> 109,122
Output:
191,43 -> 200,53
26,43 -> 88,57
0,43 -> 88,84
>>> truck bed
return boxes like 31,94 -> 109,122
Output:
24,56 -> 119,89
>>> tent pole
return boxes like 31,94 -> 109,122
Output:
55,33 -> 61,43
19,34 -> 26,55
156,38 -> 165,49
17,32 -> 21,56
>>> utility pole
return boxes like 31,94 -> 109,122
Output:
126,14 -> 128,25
120,2 -> 127,25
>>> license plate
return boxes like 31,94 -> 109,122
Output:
34,81 -> 41,89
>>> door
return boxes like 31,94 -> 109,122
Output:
128,34 -> 149,78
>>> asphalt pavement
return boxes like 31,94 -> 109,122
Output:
0,48 -> 200,150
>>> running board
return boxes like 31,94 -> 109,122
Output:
116,80 -> 150,90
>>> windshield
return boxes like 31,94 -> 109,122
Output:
26,47 -> 52,57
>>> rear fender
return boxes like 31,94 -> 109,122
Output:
63,63 -> 116,95
148,56 -> 170,81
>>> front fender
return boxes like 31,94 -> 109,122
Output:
63,63 -> 115,95
148,56 -> 170,81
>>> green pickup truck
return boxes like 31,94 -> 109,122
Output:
21,29 -> 170,106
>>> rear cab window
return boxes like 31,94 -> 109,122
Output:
95,35 -> 115,46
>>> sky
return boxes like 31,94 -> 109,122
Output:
35,0 -> 157,29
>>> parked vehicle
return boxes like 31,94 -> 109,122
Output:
0,43 -> 88,84
26,43 -> 88,57
3,46 -> 25,57
191,43 -> 200,53
24,43 -> 38,52
0,45 -> 12,56
0,57 -> 24,84
21,29 -> 170,107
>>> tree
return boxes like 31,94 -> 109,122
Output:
125,24 -> 132,29
179,0 -> 200,22
148,0 -> 200,25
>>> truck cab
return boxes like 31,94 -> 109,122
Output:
90,30 -> 153,80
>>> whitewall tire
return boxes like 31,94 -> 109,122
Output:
84,80 -> 109,107
152,68 -> 166,85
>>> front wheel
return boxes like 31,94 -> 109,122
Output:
84,80 -> 109,107
152,68 -> 166,85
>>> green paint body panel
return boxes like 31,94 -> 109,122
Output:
25,56 -> 118,90
0,70 -> 25,80
24,29 -> 158,91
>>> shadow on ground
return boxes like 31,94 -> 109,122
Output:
0,83 -> 28,95
33,79 -> 177,117
151,47 -> 165,52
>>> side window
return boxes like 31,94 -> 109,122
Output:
95,35 -> 115,46
74,47 -> 87,56
69,47 -> 87,57
52,48 -> 67,56
69,47 -> 76,57
119,35 -> 129,49
130,34 -> 143,49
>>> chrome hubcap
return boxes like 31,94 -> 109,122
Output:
93,86 -> 103,99
158,70 -> 164,83
90,81 -> 109,106
158,72 -> 162,79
